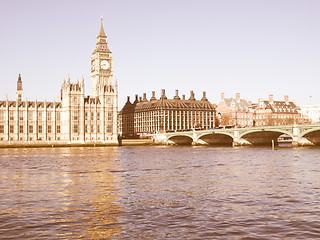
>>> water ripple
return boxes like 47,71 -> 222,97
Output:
0,146 -> 320,239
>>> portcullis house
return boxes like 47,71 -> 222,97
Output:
119,90 -> 216,138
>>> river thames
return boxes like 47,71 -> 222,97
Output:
0,146 -> 320,239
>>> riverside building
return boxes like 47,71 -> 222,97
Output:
216,93 -> 253,127
216,93 -> 302,127
252,95 -> 302,126
300,105 -> 320,124
0,19 -> 118,143
119,90 -> 216,138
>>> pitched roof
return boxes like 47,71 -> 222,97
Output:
220,98 -> 251,111
253,100 -> 300,113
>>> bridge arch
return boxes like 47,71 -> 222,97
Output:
299,128 -> 320,145
167,134 -> 194,145
240,129 -> 294,146
198,132 -> 234,146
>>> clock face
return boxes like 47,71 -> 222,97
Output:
100,60 -> 110,70
91,61 -> 95,71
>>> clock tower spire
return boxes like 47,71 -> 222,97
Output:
91,17 -> 113,97
99,16 -> 106,37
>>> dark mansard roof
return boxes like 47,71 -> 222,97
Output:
134,99 -> 215,112
120,91 -> 215,114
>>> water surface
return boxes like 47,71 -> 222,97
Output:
0,146 -> 320,239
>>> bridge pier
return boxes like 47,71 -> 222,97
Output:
233,128 -> 239,146
292,124 -> 299,147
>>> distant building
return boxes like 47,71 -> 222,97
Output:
0,19 -> 118,143
216,93 -> 253,127
216,93 -> 303,127
300,105 -> 320,123
252,95 -> 302,126
119,90 -> 216,138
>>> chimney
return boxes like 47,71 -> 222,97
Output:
174,90 -> 180,100
189,90 -> 195,100
236,93 -> 240,101
143,93 -> 147,101
150,91 -> 156,101
269,94 -> 274,103
221,93 -> 225,101
284,95 -> 289,104
139,96 -> 142,102
134,94 -> 139,104
201,91 -> 208,101
258,98 -> 264,108
182,94 -> 186,100
126,96 -> 130,103
160,89 -> 167,99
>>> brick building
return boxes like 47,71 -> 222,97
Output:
216,93 -> 253,127
216,93 -> 302,127
252,95 -> 301,126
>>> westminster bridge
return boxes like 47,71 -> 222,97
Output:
152,124 -> 320,147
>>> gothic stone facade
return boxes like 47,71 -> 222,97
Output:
119,90 -> 216,138
0,20 -> 118,143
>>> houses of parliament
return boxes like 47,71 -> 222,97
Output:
0,19 -> 118,143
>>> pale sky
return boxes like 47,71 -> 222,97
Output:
0,0 -> 319,108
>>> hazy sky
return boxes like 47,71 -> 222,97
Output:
0,0 -> 319,108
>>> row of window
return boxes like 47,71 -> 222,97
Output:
256,108 -> 296,113
0,124 -> 114,134
71,125 -> 113,134
0,111 -> 114,122
0,111 -> 61,121
0,125 -> 61,134
254,115 -> 296,120
83,112 -> 113,121
0,125 -> 112,133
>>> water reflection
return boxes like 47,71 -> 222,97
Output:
1,146 -> 320,239
0,147 -> 123,239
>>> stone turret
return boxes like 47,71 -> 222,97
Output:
16,74 -> 24,102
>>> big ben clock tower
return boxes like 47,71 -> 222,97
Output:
90,17 -> 118,142
91,17 -> 114,97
